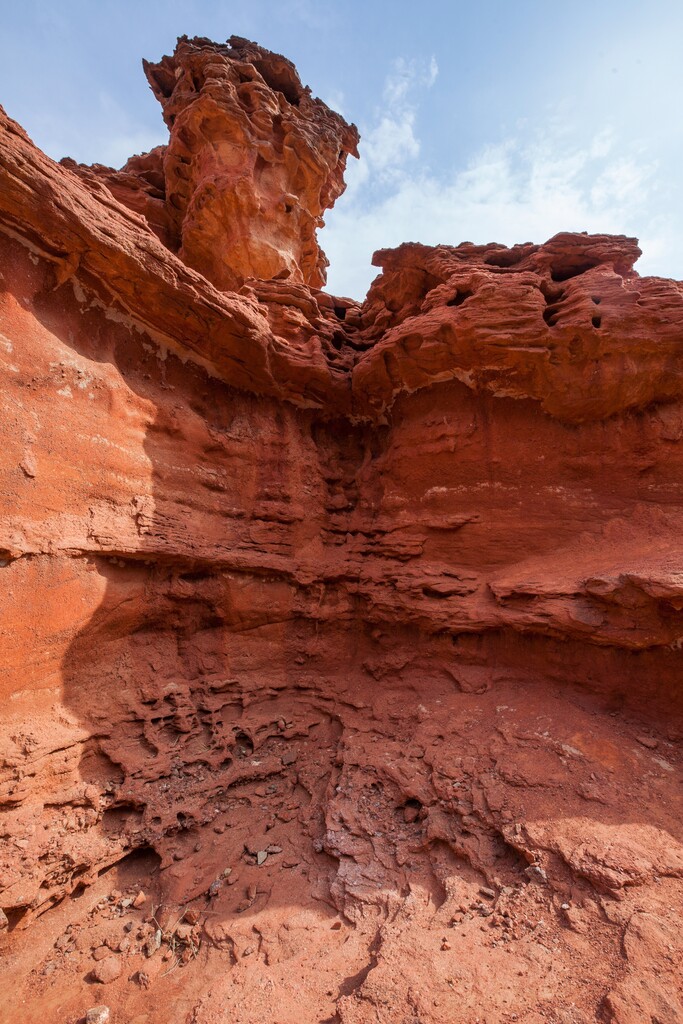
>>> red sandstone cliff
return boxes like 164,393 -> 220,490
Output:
1,36 -> 683,1024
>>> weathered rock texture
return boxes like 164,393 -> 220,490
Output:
1,36 -> 683,1024
66,35 -> 359,290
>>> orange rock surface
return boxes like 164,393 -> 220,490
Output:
67,35 -> 359,291
1,36 -> 683,1024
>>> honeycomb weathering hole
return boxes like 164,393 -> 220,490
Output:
0,35 -> 682,1024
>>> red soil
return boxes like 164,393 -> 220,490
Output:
1,35 -> 682,1024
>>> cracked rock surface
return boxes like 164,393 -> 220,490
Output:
1,35 -> 683,1024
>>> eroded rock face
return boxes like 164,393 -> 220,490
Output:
356,234 -> 683,421
1,37 -> 683,1024
68,36 -> 359,291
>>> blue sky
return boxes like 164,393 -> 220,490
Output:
2,0 -> 681,298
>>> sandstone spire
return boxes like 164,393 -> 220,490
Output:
140,35 -> 359,290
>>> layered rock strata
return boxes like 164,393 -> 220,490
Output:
1,36 -> 683,1024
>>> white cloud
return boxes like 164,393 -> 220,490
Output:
590,158 -> 652,208
382,55 -> 438,106
345,54 -> 438,188
362,112 -> 420,176
324,107 -> 675,299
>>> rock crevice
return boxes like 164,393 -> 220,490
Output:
0,36 -> 682,1024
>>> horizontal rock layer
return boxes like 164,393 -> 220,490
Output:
1,38 -> 683,1024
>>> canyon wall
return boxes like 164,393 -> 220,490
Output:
1,35 -> 683,1024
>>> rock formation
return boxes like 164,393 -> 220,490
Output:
66,35 -> 359,290
1,35 -> 683,1024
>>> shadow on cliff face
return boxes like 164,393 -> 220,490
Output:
6,237 -> 683,1023
14,238 -> 390,948
44,268 -> 348,898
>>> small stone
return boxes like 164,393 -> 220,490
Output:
0,909 -> 8,931
403,804 -> 420,824
92,945 -> 110,961
243,945 -> 254,956
107,934 -> 130,953
256,851 -> 268,866
85,1007 -> 111,1024
208,879 -> 223,899
479,887 -> 497,899
123,921 -> 134,933
84,784 -> 100,805
236,899 -> 251,913
561,903 -> 570,910
441,940 -> 451,951
136,970 -> 150,989
184,908 -> 200,925
19,453 -> 36,478
281,750 -> 297,766
331,920 -> 342,930
132,890 -> 147,908
119,898 -> 133,909
636,734 -> 659,750
91,957 -> 122,984
175,924 -> 193,942
266,844 -> 282,855
144,930 -> 162,958
277,719 -> 286,731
